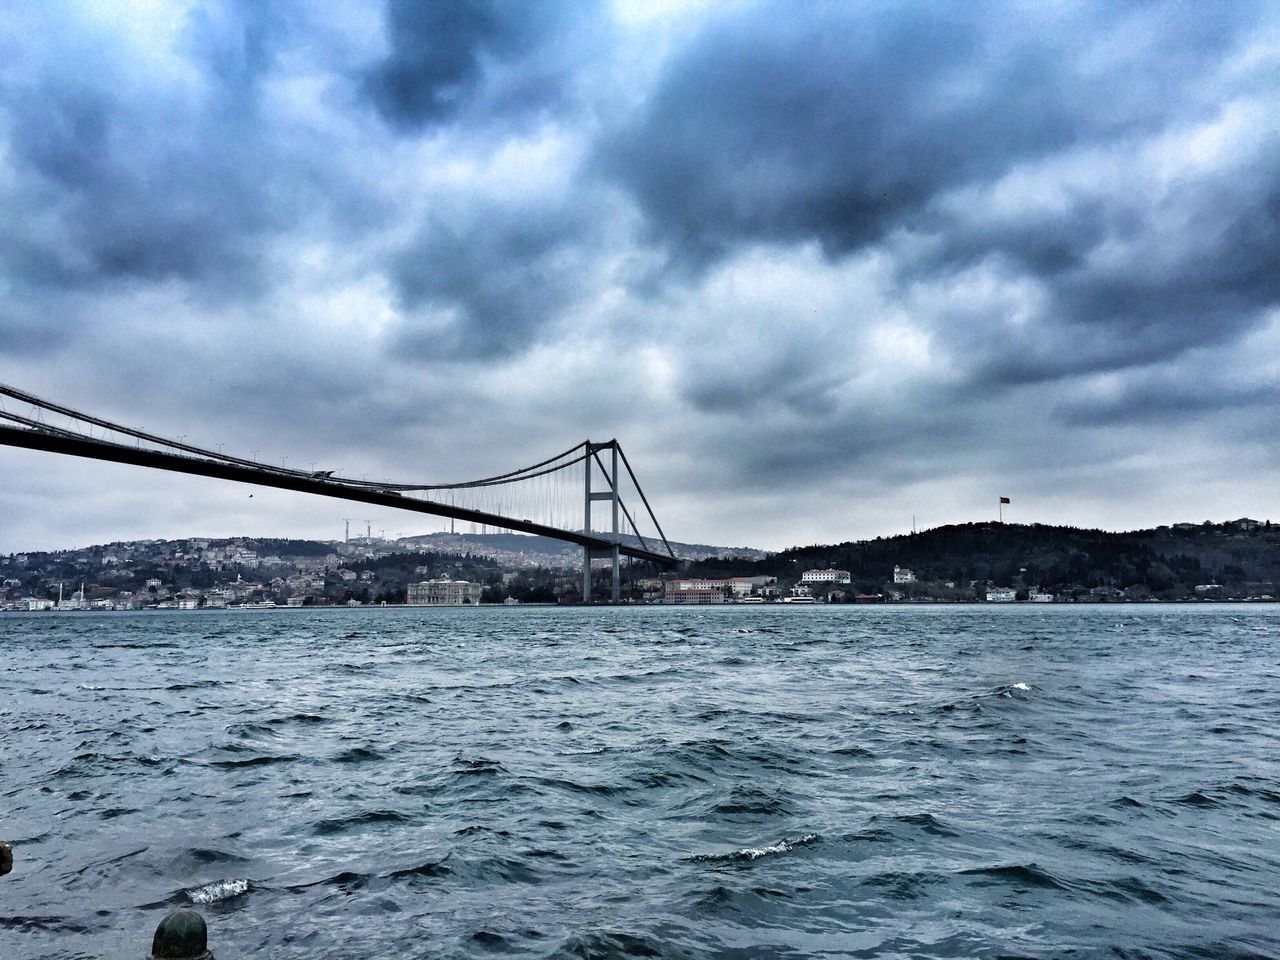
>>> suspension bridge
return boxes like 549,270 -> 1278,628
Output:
0,383 -> 679,602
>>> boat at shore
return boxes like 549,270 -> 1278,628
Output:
237,600 -> 278,609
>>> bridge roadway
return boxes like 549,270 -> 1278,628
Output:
0,424 -> 679,568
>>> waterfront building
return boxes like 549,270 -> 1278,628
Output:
801,569 -> 851,584
664,578 -> 728,598
985,587 -> 1017,602
664,585 -> 725,604
407,578 -> 483,605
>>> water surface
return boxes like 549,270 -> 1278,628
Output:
2,605 -> 1277,958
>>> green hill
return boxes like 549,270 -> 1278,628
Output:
686,520 -> 1280,600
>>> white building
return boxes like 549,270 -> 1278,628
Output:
985,587 -> 1017,602
893,566 -> 916,584
801,569 -> 851,584
407,578 -> 483,605
666,578 -> 729,592
728,575 -> 778,596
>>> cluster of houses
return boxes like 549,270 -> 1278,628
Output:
648,569 -> 865,604
4,574 -> 494,610
643,566 -> 1064,604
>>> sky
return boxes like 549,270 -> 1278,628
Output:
1,0 -> 1277,553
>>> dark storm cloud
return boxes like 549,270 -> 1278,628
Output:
595,0 -> 1278,442
1055,375 -> 1280,428
908,133 -> 1280,389
600,1 -> 1251,265
356,0 -> 620,357
1,0 -> 1277,551
0,0 -> 345,309
363,0 -> 591,130
388,199 -> 603,358
7,83 -> 267,288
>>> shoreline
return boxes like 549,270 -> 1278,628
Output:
3,597 -> 1276,613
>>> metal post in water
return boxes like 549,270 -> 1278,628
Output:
150,909 -> 213,960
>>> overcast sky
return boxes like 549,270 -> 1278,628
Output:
1,0 -> 1277,553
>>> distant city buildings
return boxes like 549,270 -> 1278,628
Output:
3,520 -> 1278,611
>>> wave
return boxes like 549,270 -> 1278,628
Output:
312,809 -> 413,836
332,746 -> 385,764
387,857 -> 452,881
705,785 -> 793,817
0,915 -> 99,933
187,878 -> 250,904
959,862 -> 1066,890
688,833 -> 820,864
873,812 -> 960,838
207,753 -> 299,769
164,679 -> 223,691
551,930 -> 669,957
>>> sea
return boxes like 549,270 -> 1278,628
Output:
1,604 -> 1277,960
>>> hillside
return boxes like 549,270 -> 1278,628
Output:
685,520 -> 1280,599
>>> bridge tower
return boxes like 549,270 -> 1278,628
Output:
582,440 -> 622,603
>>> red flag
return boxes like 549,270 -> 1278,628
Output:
999,497 -> 1011,504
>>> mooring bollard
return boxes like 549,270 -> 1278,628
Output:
0,841 -> 12,877
151,908 -> 213,960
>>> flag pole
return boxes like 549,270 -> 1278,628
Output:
999,498 -> 1002,523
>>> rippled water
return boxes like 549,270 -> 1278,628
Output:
2,605 -> 1278,959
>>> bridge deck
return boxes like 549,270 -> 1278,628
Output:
0,425 -> 678,568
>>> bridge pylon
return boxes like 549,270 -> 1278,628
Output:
583,440 -> 622,603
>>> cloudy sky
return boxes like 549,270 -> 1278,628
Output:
1,0 -> 1277,553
